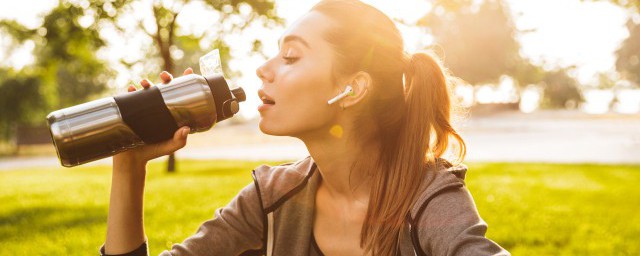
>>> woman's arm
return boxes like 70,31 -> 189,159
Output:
103,70 -> 192,255
104,154 -> 148,254
103,148 -> 266,256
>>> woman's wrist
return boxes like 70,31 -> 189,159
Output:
113,153 -> 147,179
114,151 -> 146,166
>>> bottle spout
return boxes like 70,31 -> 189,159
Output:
231,87 -> 246,102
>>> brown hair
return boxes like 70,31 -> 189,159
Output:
311,0 -> 466,255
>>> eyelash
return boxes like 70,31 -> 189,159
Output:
281,47 -> 299,65
283,56 -> 299,65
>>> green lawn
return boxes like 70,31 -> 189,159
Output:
1,161 -> 639,255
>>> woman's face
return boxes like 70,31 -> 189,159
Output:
256,11 -> 341,138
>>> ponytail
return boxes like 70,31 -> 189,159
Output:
404,52 -> 466,164
361,51 -> 466,255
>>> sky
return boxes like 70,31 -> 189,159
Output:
0,0 -> 632,117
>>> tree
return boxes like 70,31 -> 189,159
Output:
35,3 -> 119,108
616,19 -> 640,86
418,0 -> 521,85
540,68 -> 583,108
586,0 -> 640,86
509,58 -> 546,87
129,0 -> 281,172
0,69 -> 45,141
2,0 -> 281,171
586,0 -> 640,12
0,1 -> 128,140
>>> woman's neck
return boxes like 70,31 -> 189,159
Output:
298,122 -> 377,204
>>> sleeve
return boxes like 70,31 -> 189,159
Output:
160,182 -> 265,255
99,182 -> 265,256
416,186 -> 510,256
100,242 -> 148,256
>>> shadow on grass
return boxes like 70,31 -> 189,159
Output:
152,161 -> 285,177
0,205 -> 106,242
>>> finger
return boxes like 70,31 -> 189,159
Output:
158,126 -> 190,154
128,85 -> 136,92
183,67 -> 193,75
140,79 -> 153,89
178,126 -> 190,140
160,71 -> 173,84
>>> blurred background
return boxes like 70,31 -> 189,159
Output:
0,0 -> 639,255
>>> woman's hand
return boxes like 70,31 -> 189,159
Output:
113,68 -> 195,166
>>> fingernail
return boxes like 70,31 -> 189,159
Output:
182,127 -> 190,137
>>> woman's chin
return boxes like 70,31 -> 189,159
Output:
258,119 -> 285,136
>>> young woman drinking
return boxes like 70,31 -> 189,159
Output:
102,0 -> 510,255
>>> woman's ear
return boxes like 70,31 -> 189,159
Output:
341,71 -> 371,109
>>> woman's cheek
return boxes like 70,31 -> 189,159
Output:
299,92 -> 334,123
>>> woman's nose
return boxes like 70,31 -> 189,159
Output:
256,62 -> 274,83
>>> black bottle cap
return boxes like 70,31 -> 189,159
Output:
203,74 -> 236,122
231,87 -> 246,102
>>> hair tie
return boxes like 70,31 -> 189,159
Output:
402,52 -> 414,95
402,52 -> 413,76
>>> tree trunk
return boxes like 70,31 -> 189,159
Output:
153,7 -> 179,173
163,46 -> 176,173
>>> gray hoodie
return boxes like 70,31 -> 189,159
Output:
102,156 -> 510,256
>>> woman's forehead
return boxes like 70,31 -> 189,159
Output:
279,11 -> 333,49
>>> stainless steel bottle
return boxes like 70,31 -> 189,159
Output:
46,74 -> 246,167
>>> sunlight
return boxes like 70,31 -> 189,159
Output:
0,0 -> 636,119
508,0 -> 628,84
581,89 -> 615,114
519,86 -> 542,113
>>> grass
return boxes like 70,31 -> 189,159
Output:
1,161 -> 639,255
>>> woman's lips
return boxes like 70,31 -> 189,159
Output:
262,98 -> 275,104
258,103 -> 274,112
258,99 -> 275,112
258,89 -> 275,112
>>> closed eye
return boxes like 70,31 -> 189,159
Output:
283,56 -> 299,65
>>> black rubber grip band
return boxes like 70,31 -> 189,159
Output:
204,75 -> 233,122
114,86 -> 179,144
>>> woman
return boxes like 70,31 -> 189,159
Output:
102,0 -> 510,255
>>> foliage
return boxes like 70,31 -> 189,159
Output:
135,0 -> 282,75
419,0 -> 522,85
0,0 -> 282,171
0,70 -> 46,140
586,0 -> 640,86
129,0 -> 281,172
586,0 -> 640,12
0,161 -> 639,255
508,58 -> 546,87
616,20 -> 640,86
540,68 -> 583,108
0,1 -> 129,136
36,3 -> 116,108
420,0 -> 588,109
596,72 -> 618,89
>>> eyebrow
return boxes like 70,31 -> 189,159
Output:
278,35 -> 311,49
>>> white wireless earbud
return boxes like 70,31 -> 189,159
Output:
327,86 -> 354,105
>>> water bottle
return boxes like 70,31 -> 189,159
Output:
46,72 -> 245,167
46,73 -> 246,167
